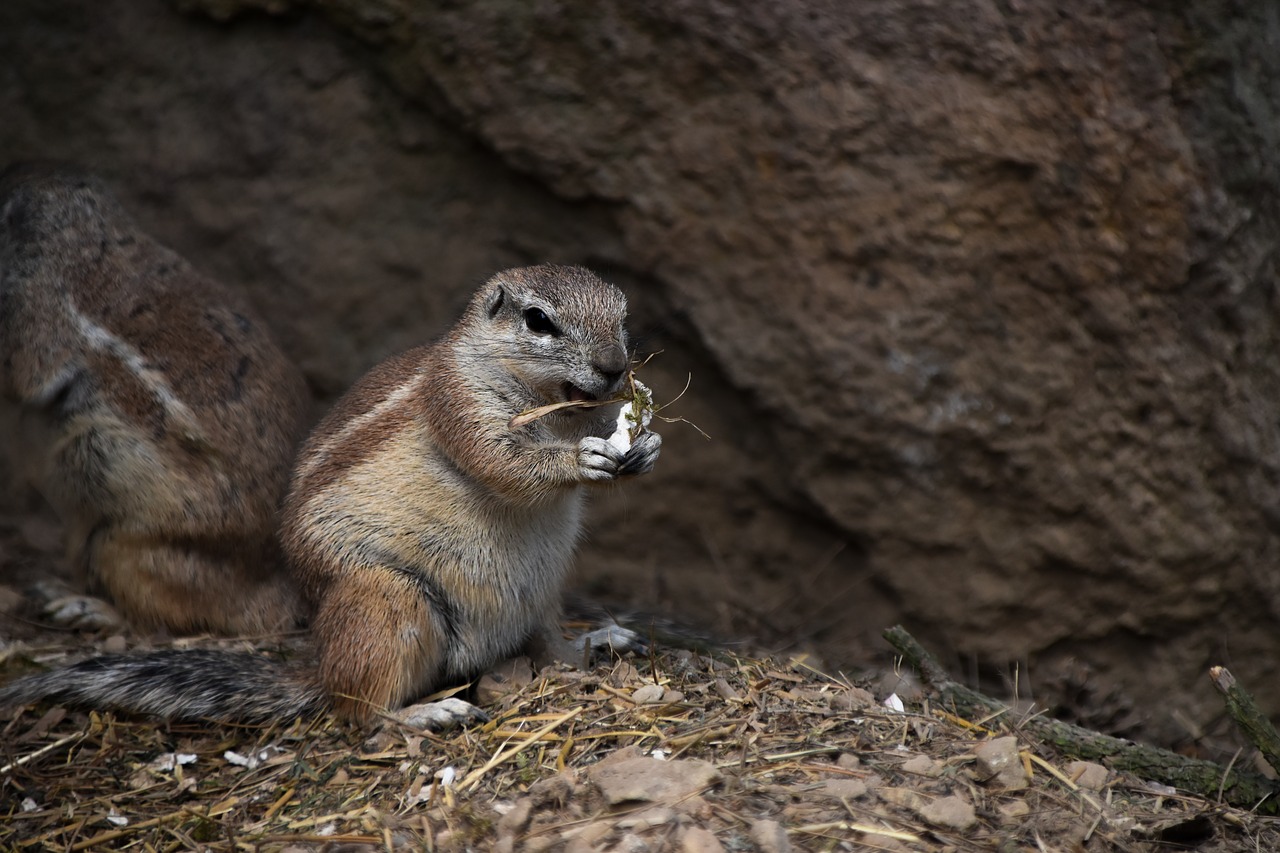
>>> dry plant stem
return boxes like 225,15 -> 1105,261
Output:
510,359 -> 655,429
1209,666 -> 1280,774
882,625 -> 1280,813
509,397 -> 619,429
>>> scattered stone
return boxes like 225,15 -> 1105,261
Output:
476,656 -> 535,705
878,787 -> 926,810
831,685 -> 877,711
679,826 -> 726,853
820,778 -> 869,800
594,746 -> 648,768
919,794 -> 977,831
780,687 -> 830,704
901,754 -> 940,776
1067,760 -> 1109,791
998,800 -> 1031,821
589,758 -> 721,805
616,834 -> 652,853
975,736 -> 1028,790
675,795 -> 713,818
713,678 -> 742,701
632,684 -> 665,704
836,753 -> 861,770
528,771 -> 578,807
495,798 -> 533,843
608,662 -> 641,686
749,819 -> 792,853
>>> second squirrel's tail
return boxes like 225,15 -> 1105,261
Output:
0,650 -> 327,722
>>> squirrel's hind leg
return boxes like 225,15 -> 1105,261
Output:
313,565 -> 460,725
89,529 -> 301,635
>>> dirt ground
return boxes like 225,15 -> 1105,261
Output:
3,513 -> 1279,852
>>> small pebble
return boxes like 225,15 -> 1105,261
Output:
919,794 -> 977,831
974,736 -> 1028,790
632,684 -> 665,704
1067,760 -> 1109,791
749,819 -> 792,853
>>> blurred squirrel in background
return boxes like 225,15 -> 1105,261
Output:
0,163 -> 307,636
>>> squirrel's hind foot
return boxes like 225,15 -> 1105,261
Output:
388,697 -> 490,732
577,623 -> 648,658
31,579 -> 125,632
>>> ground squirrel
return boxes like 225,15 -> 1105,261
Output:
0,264 -> 661,727
0,163 -> 307,635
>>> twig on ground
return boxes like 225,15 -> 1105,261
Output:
883,625 -> 1280,813
1209,666 -> 1280,775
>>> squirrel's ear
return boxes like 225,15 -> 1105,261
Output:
485,285 -> 506,319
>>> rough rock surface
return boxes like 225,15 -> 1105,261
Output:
2,0 -> 1279,744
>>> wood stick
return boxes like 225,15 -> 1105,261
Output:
1209,666 -> 1280,774
882,625 -> 1280,813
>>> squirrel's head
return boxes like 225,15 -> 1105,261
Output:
1,163 -> 129,268
460,264 -> 630,409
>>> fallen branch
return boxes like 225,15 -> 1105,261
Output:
883,625 -> 1280,813
1209,666 -> 1280,774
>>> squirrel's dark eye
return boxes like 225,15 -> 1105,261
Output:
523,307 -> 560,336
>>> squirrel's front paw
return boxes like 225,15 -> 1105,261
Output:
578,436 -> 625,481
578,432 -> 660,482
618,431 -> 661,477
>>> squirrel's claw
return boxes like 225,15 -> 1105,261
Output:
617,431 -> 661,477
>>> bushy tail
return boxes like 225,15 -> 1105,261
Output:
0,650 -> 327,722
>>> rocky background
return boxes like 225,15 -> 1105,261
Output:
3,0 -> 1279,747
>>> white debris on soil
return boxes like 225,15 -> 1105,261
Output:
224,745 -> 285,770
148,752 -> 198,772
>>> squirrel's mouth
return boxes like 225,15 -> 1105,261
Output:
563,383 -> 598,404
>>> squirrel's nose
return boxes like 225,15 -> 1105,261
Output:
598,367 -> 626,388
595,346 -> 628,387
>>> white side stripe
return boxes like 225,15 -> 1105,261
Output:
295,368 -> 428,482
70,301 -> 203,437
